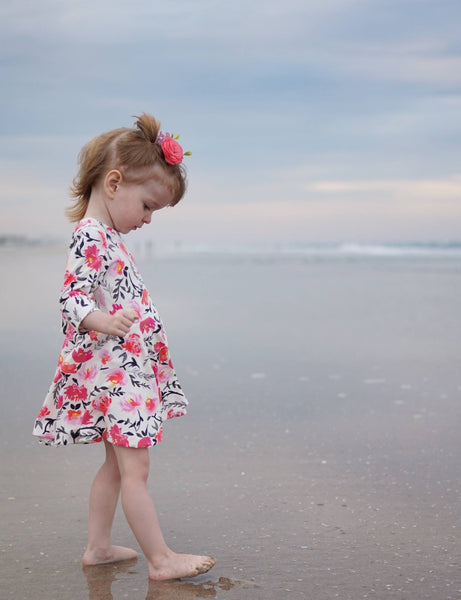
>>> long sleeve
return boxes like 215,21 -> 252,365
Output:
59,224 -> 109,334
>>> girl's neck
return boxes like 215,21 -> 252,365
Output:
84,188 -> 114,228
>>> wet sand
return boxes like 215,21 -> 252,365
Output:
1,247 -> 460,599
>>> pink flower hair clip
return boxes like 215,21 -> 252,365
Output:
157,131 -> 192,165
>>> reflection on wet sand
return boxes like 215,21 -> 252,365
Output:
146,576 -> 236,599
83,560 -> 139,600
82,560 -> 248,600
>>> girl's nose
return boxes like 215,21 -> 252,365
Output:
144,213 -> 152,224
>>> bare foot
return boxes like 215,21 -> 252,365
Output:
82,544 -> 138,565
148,551 -> 216,581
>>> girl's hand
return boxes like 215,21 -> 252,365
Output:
106,309 -> 139,337
80,309 -> 139,337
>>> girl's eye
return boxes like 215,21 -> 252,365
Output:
144,204 -> 150,211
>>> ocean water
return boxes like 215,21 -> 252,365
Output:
144,240 -> 461,259
2,235 -> 461,260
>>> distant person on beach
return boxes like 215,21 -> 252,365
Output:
32,114 -> 215,580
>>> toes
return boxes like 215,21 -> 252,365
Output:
197,557 -> 216,575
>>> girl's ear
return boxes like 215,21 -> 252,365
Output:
104,170 -> 122,198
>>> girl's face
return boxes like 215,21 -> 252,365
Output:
107,168 -> 173,234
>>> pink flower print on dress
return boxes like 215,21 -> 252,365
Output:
59,353 -> 78,374
53,367 -> 62,384
119,242 -> 130,258
140,317 -> 157,333
154,428 -> 163,443
105,424 -> 129,447
81,410 -> 93,425
56,395 -> 64,410
120,394 -> 142,412
69,289 -> 85,297
137,437 -> 152,448
65,324 -> 75,339
122,333 -> 142,356
89,331 -> 99,341
82,364 -> 98,381
154,342 -> 169,363
110,303 -> 123,315
141,288 -> 149,305
72,348 -> 93,363
145,396 -> 158,413
99,349 -> 112,365
106,368 -> 126,386
98,230 -> 108,251
109,259 -> 125,277
92,395 -> 112,416
128,299 -> 142,318
167,408 -> 183,419
157,369 -> 169,384
38,406 -> 50,419
84,244 -> 102,270
63,270 -> 76,287
65,383 -> 88,401
66,409 -> 82,423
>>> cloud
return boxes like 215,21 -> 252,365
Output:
0,0 -> 356,46
306,177 -> 461,200
311,40 -> 461,86
1,0 -> 460,243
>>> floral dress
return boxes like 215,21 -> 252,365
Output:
32,218 -> 188,448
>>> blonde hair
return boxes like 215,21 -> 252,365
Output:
66,113 -> 187,222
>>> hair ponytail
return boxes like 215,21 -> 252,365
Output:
134,113 -> 161,144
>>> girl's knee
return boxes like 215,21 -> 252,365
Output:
113,446 -> 150,483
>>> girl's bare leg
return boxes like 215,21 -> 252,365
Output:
82,439 -> 138,565
112,443 -> 215,580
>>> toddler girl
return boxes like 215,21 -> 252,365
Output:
33,113 -> 215,580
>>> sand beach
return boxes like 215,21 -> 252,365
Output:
0,244 -> 460,599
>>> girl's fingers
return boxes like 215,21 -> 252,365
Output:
121,309 -> 138,322
110,309 -> 139,335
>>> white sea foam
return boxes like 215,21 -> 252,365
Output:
142,240 -> 461,259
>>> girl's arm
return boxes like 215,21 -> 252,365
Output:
59,224 -> 117,335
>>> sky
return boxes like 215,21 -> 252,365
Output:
1,0 -> 461,245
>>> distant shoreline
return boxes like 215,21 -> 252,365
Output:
2,235 -> 461,260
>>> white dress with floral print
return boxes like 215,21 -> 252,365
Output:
32,218 -> 188,448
